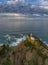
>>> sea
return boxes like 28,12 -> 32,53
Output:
0,13 -> 48,46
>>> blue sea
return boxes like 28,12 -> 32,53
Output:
0,13 -> 48,46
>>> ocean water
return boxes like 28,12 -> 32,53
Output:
0,14 -> 48,46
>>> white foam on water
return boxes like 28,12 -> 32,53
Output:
43,41 -> 48,46
10,36 -> 26,46
39,38 -> 48,46
0,44 -> 3,46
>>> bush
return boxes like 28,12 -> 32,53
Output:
24,39 -> 32,48
0,45 -> 6,56
2,57 -> 11,65
0,44 -> 10,56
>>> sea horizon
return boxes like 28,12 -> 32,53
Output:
0,14 -> 48,46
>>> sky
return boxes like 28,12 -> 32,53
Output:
0,0 -> 48,14
0,0 -> 48,6
0,0 -> 33,2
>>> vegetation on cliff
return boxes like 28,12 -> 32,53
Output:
0,34 -> 48,65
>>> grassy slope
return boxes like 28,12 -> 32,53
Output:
0,34 -> 48,65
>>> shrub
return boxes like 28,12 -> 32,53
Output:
2,57 -> 11,65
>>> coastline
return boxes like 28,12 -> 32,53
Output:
0,34 -> 48,47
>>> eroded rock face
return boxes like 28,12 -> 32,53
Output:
0,34 -> 48,65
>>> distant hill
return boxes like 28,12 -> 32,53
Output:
0,34 -> 48,65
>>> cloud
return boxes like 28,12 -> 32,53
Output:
32,14 -> 40,16
39,6 -> 48,9
33,0 -> 48,9
0,2 -> 2,4
39,0 -> 48,9
39,0 -> 48,6
6,0 -> 25,4
29,0 -> 48,9
6,0 -> 17,4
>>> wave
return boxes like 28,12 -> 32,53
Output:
43,41 -> 48,46
10,36 -> 26,46
0,34 -> 26,46
40,38 -> 48,46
